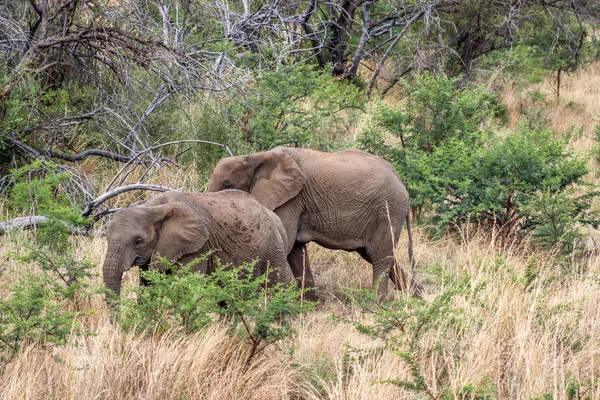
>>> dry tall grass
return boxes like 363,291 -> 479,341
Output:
0,324 -> 309,400
1,225 -> 599,399
502,62 -> 600,144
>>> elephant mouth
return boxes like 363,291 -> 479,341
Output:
133,255 -> 150,267
132,255 -> 150,269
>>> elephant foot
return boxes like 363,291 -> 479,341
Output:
288,242 -> 319,302
410,281 -> 426,299
301,287 -> 319,302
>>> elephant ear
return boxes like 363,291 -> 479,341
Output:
250,150 -> 307,210
150,203 -> 209,267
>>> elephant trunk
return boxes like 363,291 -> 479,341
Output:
102,251 -> 126,298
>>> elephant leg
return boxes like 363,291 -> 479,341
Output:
388,261 -> 411,293
363,227 -> 404,300
365,223 -> 423,299
358,247 -> 394,299
370,256 -> 394,300
385,253 -> 424,299
287,242 -> 318,301
362,252 -> 412,294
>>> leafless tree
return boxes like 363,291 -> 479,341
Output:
1,0 -> 597,167
0,0 -> 248,166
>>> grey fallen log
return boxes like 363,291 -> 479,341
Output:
0,216 -> 102,236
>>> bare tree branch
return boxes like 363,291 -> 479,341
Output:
46,149 -> 136,163
5,134 -> 137,163
368,9 -> 427,92
105,139 -> 234,191
81,184 -> 176,218
23,108 -> 106,133
0,216 -> 99,236
126,84 -> 175,154
301,0 -> 327,67
346,0 -> 374,79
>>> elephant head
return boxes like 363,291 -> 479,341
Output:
102,202 -> 208,296
208,150 -> 307,210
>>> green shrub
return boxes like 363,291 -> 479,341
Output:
3,160 -> 89,250
375,71 -> 506,152
3,159 -> 97,305
117,257 -> 314,366
0,273 -> 89,361
16,249 -> 97,305
0,161 -> 97,362
361,71 -> 505,211
243,64 -> 365,150
359,72 -> 598,251
521,189 -> 597,252
342,286 -> 471,399
443,127 -> 593,239
1,232 -> 95,361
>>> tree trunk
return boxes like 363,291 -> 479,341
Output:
556,66 -> 562,98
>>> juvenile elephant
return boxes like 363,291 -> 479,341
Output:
209,147 -> 423,300
102,190 -> 291,297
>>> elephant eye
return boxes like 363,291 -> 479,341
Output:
222,181 -> 233,189
135,237 -> 144,245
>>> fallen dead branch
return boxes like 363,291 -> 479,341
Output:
0,216 -> 100,236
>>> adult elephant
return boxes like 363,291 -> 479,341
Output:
102,190 -> 291,297
208,147 -> 423,300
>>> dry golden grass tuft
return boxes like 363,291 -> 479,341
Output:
501,62 -> 600,142
306,228 -> 600,399
2,226 -> 599,399
0,323 -> 310,400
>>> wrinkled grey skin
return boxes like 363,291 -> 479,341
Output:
102,190 -> 291,297
208,147 -> 422,300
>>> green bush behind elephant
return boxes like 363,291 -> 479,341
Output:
102,190 -> 291,297
209,147 -> 422,300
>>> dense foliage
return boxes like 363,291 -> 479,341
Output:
0,274 -> 85,358
359,72 -> 598,251
0,163 -> 96,360
1,0 -> 598,172
244,65 -> 365,150
117,258 -> 314,365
